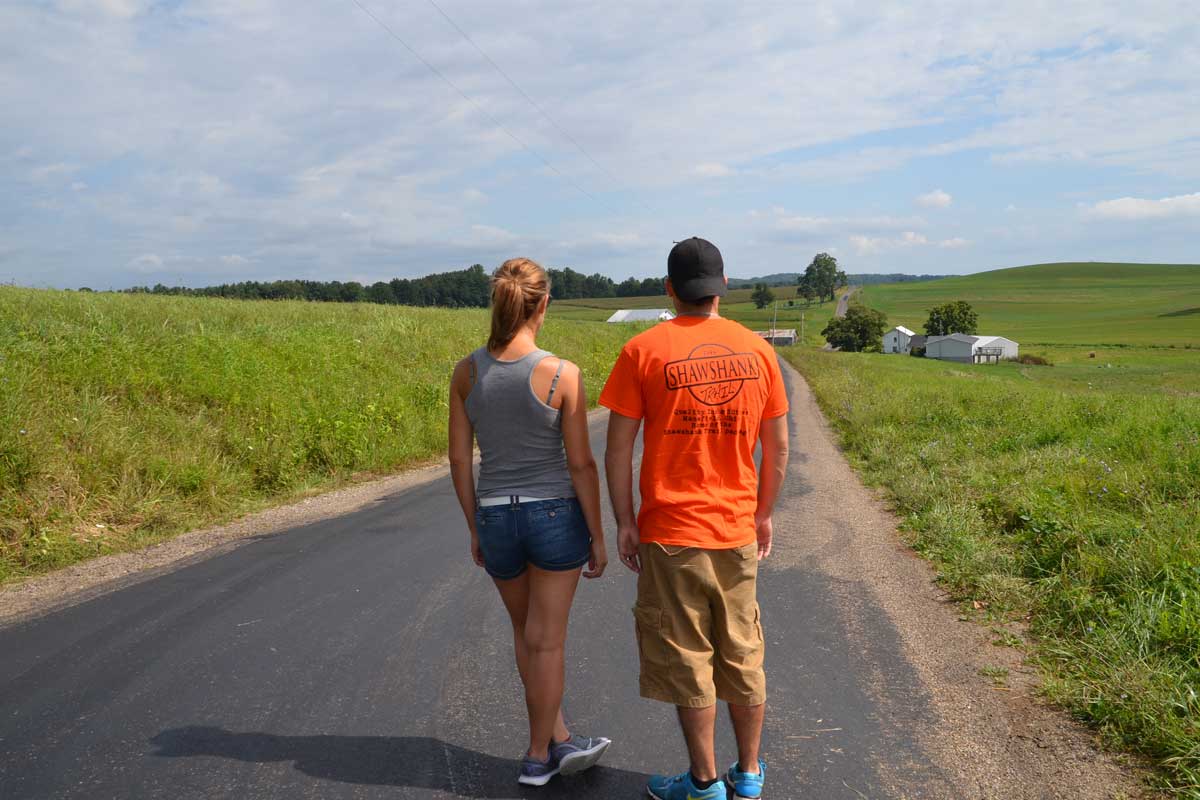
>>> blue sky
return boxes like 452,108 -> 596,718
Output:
2,0 -> 1198,289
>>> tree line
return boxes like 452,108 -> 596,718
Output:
122,265 -> 667,307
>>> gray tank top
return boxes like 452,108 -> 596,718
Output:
465,347 -> 576,499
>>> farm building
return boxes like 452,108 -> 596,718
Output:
606,309 -> 675,323
756,328 -> 797,346
882,325 -> 916,354
925,333 -> 1019,363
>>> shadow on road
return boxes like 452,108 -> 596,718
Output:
150,726 -> 651,798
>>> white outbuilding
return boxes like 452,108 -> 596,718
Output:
925,333 -> 1019,363
882,325 -> 916,354
606,309 -> 675,323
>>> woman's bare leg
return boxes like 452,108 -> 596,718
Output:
517,565 -> 582,759
493,570 -> 574,755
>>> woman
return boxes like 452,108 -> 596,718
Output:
448,257 -> 611,786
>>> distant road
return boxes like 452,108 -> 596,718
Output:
0,359 -> 1140,798
834,285 -> 859,318
822,286 -> 860,350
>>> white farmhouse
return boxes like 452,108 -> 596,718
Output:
925,333 -> 1019,363
606,309 -> 675,323
882,325 -> 916,354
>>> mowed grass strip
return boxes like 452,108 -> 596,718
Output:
785,347 -> 1200,794
0,287 -> 631,585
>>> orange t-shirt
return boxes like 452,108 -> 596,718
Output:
599,316 -> 789,549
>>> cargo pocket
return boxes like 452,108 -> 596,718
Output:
632,603 -> 672,680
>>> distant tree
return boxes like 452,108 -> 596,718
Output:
639,276 -> 664,296
822,302 -> 887,352
751,282 -> 775,309
799,253 -> 844,302
924,301 -> 978,336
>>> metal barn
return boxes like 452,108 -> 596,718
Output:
606,309 -> 675,323
925,333 -> 1019,363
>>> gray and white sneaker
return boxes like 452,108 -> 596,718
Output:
552,734 -> 611,776
517,750 -> 562,786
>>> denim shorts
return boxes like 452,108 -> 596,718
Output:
474,497 -> 591,580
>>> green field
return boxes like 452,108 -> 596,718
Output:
0,287 -> 630,585
559,262 -> 1200,349
859,262 -> 1200,346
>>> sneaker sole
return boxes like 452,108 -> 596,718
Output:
559,737 -> 611,776
725,775 -> 763,799
517,765 -> 561,786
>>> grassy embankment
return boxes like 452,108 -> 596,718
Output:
785,262 -> 1200,793
553,286 -> 843,346
0,287 -> 632,586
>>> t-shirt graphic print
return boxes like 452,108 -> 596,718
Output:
600,316 -> 788,550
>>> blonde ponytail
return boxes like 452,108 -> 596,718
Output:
488,257 -> 550,351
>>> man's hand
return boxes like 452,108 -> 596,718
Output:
755,514 -> 773,560
617,523 -> 641,573
470,532 -> 485,568
583,538 -> 609,579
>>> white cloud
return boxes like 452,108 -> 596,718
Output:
916,189 -> 953,208
462,188 -> 488,203
128,253 -> 162,271
850,231 -> 969,254
58,0 -> 147,19
1084,192 -> 1200,221
220,254 -> 252,265
692,162 -> 735,178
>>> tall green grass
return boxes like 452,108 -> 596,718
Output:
0,287 -> 631,585
785,347 -> 1200,794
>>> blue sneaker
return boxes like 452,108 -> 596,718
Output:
517,750 -> 561,786
552,734 -> 611,775
646,770 -> 725,800
725,759 -> 766,798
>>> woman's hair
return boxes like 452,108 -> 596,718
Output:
488,257 -> 550,351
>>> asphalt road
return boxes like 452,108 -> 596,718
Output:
0,362 -> 971,799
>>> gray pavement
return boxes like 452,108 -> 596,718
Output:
0,361 -> 937,799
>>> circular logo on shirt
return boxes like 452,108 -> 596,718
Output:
663,343 -> 761,406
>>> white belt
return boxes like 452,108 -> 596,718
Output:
478,495 -> 558,507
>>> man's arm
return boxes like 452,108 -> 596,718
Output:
605,410 -> 643,573
755,414 -> 790,559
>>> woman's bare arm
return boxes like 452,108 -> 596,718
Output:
558,362 -> 608,578
448,358 -> 483,567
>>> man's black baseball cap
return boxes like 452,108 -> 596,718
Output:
667,237 -> 727,302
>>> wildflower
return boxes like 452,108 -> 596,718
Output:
19,429 -> 27,435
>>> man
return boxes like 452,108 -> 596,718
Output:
600,237 -> 789,800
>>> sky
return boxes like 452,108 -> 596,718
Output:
2,0 -> 1198,289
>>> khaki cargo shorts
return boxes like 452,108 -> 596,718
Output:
633,542 -> 765,708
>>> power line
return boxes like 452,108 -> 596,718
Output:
423,0 -> 654,215
347,0 -> 621,215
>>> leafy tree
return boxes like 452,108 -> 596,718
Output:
821,302 -> 887,352
751,282 -> 775,309
799,252 -> 846,302
924,301 -> 978,336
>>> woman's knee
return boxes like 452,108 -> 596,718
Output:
522,624 -> 565,655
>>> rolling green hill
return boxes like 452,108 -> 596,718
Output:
860,262 -> 1200,346
558,262 -> 1200,348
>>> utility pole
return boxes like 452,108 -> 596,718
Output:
771,300 -> 778,334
